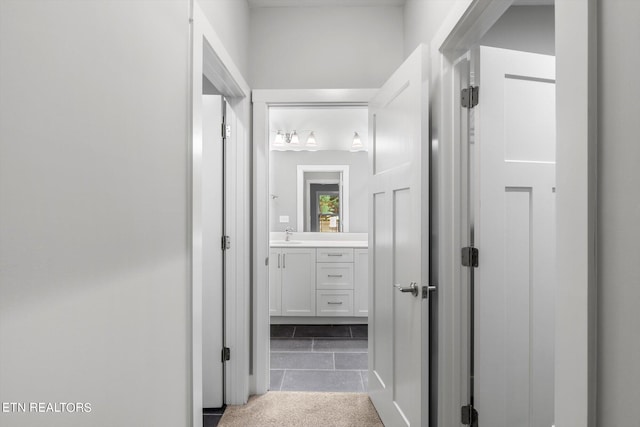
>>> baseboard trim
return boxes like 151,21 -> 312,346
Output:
270,317 -> 369,325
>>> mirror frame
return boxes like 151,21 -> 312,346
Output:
296,164 -> 350,233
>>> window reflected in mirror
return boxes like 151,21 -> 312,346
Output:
314,187 -> 340,232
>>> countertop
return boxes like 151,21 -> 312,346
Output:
269,240 -> 368,248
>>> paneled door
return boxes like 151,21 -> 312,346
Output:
202,95 -> 225,408
368,44 -> 430,427
472,46 -> 556,427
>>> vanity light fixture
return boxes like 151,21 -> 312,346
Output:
351,131 -> 364,151
272,130 -> 315,148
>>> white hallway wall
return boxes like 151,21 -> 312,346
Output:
0,1 -> 191,426
480,5 -> 555,55
403,0 -> 470,57
0,1 -> 252,426
249,5 -> 404,89
597,0 -> 640,425
198,0 -> 251,80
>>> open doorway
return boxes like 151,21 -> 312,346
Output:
191,4 -> 252,427
251,89 -> 377,396
266,105 -> 370,392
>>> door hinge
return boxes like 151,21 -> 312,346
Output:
461,246 -> 479,268
461,86 -> 479,109
221,235 -> 231,251
221,123 -> 231,140
221,347 -> 230,362
461,404 -> 478,425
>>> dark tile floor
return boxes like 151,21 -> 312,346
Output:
203,407 -> 224,427
270,324 -> 369,393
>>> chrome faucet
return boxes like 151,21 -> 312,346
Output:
285,227 -> 294,241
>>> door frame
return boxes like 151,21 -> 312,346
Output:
190,2 -> 251,425
251,89 -> 376,395
434,1 -> 596,426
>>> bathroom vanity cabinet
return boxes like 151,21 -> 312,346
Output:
269,243 -> 368,319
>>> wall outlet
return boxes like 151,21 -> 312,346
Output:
279,215 -> 289,223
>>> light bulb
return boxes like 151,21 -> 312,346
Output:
290,131 -> 300,145
274,131 -> 284,146
306,131 -> 317,147
351,132 -> 363,150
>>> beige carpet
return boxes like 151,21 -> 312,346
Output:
218,392 -> 384,427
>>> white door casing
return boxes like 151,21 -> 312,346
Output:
368,44 -> 429,427
192,3 -> 252,416
472,46 -> 556,427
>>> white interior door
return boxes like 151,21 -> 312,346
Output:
202,95 -> 225,407
472,46 -> 556,427
368,44 -> 429,427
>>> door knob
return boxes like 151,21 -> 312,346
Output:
394,282 -> 419,297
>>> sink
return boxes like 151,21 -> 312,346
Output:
270,240 -> 302,245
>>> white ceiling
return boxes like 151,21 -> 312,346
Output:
248,0 -> 406,8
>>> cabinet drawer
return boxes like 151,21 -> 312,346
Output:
316,263 -> 354,290
316,248 -> 354,263
316,291 -> 353,316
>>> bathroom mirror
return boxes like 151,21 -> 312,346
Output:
268,104 -> 368,234
297,165 -> 349,233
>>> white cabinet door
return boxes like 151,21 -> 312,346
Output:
354,249 -> 368,317
269,248 -> 282,316
281,248 -> 316,316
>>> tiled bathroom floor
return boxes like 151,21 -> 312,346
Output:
270,324 -> 369,392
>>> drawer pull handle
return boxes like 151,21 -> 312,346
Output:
328,274 -> 343,278
327,301 -> 343,305
327,254 -> 343,257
